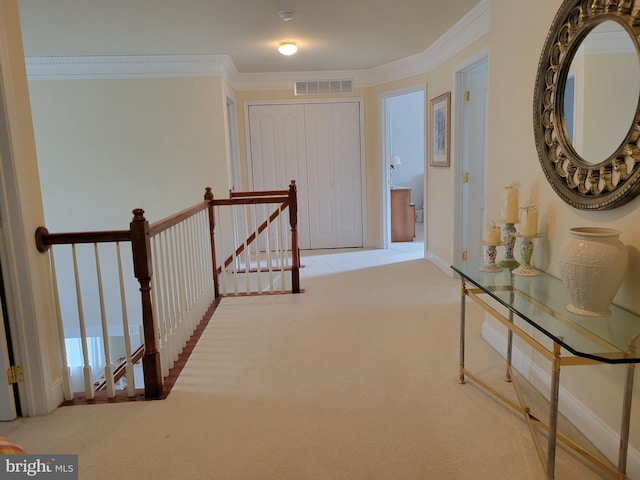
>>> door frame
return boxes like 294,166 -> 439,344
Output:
0,240 -> 19,419
453,49 -> 490,265
0,0 -> 59,417
224,89 -> 242,193
244,98 -> 367,248
379,84 -> 427,251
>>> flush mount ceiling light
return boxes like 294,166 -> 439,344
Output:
278,42 -> 298,56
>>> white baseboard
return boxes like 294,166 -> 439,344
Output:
364,238 -> 382,249
44,376 -> 65,415
481,321 -> 640,478
426,251 -> 453,277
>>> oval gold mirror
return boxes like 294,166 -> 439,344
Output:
533,0 -> 640,210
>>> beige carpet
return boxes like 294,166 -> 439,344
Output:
0,243 -> 611,479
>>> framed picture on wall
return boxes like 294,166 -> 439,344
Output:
429,92 -> 451,167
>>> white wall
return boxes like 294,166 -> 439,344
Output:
24,74 -> 232,410
14,2 -> 640,474
28,76 -> 231,230
488,0 -> 640,475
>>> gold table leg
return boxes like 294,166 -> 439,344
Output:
545,342 -> 562,478
618,363 -> 635,475
456,276 -> 629,479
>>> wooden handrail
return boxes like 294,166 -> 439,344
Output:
230,188 -> 288,198
34,182 -> 300,403
35,226 -> 130,253
217,202 -> 288,273
212,195 -> 289,206
148,200 -> 211,237
216,180 -> 299,294
94,344 -> 145,392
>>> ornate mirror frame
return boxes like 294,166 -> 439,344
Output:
533,0 -> 640,210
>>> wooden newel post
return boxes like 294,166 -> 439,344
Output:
205,187 -> 219,298
288,180 -> 300,294
130,208 -> 163,399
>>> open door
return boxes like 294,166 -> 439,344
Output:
456,57 -> 489,264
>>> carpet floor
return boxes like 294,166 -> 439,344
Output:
0,243 -> 612,479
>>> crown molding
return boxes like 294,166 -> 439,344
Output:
24,0 -> 489,89
26,54 -> 239,83
368,0 -> 490,85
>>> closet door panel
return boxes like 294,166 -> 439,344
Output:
248,104 -> 310,249
305,104 -> 334,247
248,101 -> 362,250
305,102 -> 363,248
333,102 -> 363,244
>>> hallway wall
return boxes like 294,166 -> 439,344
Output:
28,76 -> 231,230
486,0 -> 640,473
11,3 -> 640,474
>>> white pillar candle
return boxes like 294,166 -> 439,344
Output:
521,205 -> 539,236
501,185 -> 519,221
485,223 -> 501,244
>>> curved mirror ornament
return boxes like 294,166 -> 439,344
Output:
533,0 -> 640,210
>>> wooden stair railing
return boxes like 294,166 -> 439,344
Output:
94,345 -> 145,392
34,181 -> 300,403
212,180 -> 300,294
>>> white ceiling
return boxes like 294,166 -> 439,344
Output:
17,0 -> 481,74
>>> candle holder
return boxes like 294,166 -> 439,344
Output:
513,234 -> 544,276
497,219 -> 520,269
479,241 -> 504,272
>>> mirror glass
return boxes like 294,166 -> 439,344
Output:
564,21 -> 640,164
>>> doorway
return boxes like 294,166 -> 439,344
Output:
454,55 -> 489,264
381,87 -> 426,249
226,95 -> 242,193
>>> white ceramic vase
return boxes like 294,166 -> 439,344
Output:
559,227 -> 628,317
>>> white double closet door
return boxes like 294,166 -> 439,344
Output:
248,101 -> 363,250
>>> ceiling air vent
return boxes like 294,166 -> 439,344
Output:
294,79 -> 353,96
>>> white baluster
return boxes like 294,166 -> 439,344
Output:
47,249 -> 73,400
94,243 -> 115,397
71,244 -> 94,399
265,204 -> 275,293
116,242 -> 137,397
252,203 -> 263,294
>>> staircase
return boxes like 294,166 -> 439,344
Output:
35,181 -> 301,404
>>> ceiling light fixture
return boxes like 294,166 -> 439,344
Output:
278,42 -> 298,56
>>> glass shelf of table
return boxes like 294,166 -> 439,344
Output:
451,261 -> 640,364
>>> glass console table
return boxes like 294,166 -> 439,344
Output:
451,262 -> 640,479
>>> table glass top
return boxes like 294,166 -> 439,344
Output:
451,262 -> 640,364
